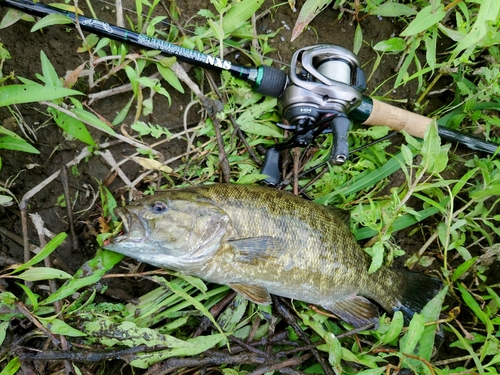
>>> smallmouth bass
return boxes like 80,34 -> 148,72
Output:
104,184 -> 442,327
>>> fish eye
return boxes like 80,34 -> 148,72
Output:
151,201 -> 168,214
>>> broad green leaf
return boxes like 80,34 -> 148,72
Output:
124,65 -> 139,97
382,311 -> 404,344
236,98 -> 281,137
425,25 -> 438,70
112,96 -> 134,125
130,334 -> 226,368
452,167 -> 479,197
452,258 -> 478,282
207,19 -> 225,40
39,51 -> 61,87
77,34 -> 100,53
316,151 -> 406,205
454,0 -> 500,53
0,8 -> 33,29
0,135 -> 39,154
401,144 -> 413,166
154,276 -> 226,338
421,120 -> 441,173
341,348 -> 382,369
374,37 -> 406,53
400,4 -> 445,37
470,182 -> 500,201
0,125 -> 22,138
370,3 -> 417,17
366,242 -> 384,274
406,287 -> 448,373
319,333 -> 342,373
11,232 -> 67,274
17,282 -> 39,312
400,313 -> 425,354
218,294 -> 248,332
438,23 -> 466,42
41,249 -> 124,305
100,185 -> 118,222
394,37 -> 418,88
0,357 -> 20,375
15,267 -> 72,281
353,23 -> 363,55
0,321 -> 8,346
446,323 -> 484,372
157,64 -> 185,93
71,108 -> 117,136
291,0 -> 332,41
39,317 -> 86,337
355,369 -> 386,375
51,109 -> 96,146
0,195 -> 13,206
223,0 -> 264,35
458,283 -> 493,335
43,3 -> 83,14
30,13 -> 73,33
171,272 -> 207,293
235,173 -> 269,184
237,122 -> 282,137
0,84 -> 82,106
83,318 -> 193,347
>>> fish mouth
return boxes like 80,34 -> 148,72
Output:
112,207 -> 151,245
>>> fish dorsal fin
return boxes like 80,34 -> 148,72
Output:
228,237 -> 284,263
324,206 -> 351,228
321,296 -> 380,328
229,283 -> 272,305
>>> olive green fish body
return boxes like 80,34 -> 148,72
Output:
105,184 -> 442,327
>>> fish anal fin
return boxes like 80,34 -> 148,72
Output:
229,283 -> 272,305
321,296 -> 380,328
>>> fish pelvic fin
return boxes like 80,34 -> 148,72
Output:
321,296 -> 380,328
229,283 -> 272,305
392,270 -> 443,324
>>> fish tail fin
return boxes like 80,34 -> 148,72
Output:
392,270 -> 443,323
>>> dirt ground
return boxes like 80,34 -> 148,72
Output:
0,0 -> 471,373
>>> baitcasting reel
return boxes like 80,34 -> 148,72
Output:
261,45 -> 367,185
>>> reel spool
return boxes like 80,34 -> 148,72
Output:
262,45 -> 367,185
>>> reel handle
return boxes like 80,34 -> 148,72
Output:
329,114 -> 351,164
260,148 -> 281,186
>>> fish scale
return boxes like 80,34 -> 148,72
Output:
104,183 -> 442,328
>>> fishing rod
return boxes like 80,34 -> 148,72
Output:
1,0 -> 499,185
0,0 -> 287,97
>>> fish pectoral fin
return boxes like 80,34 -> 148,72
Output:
322,296 -> 380,328
228,237 -> 284,263
229,283 -> 272,305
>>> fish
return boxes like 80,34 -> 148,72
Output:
104,183 -> 442,328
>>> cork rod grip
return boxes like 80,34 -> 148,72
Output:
362,98 -> 432,138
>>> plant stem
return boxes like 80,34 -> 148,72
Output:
417,73 -> 443,105
444,0 -> 464,12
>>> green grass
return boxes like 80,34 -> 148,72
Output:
1,0 -> 500,374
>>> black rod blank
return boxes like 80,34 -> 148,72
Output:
0,0 -> 288,97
